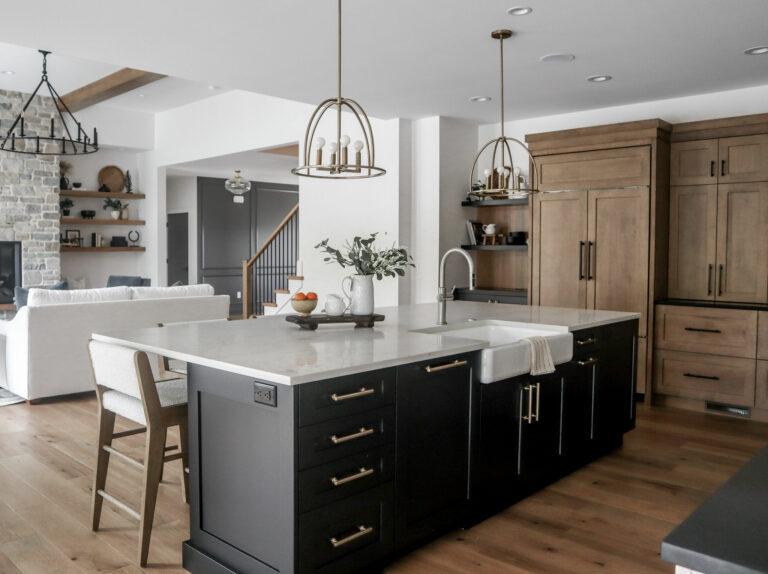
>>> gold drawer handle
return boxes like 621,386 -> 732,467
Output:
425,359 -> 468,373
330,466 -> 375,487
331,387 -> 375,402
577,357 -> 598,367
330,426 -> 374,445
575,337 -> 596,346
330,525 -> 374,548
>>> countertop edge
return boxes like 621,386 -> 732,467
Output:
661,541 -> 763,574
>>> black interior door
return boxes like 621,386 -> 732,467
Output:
167,213 -> 189,286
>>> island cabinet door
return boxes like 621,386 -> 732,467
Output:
517,374 -> 563,480
395,355 -> 471,551
561,363 -> 593,461
593,323 -> 638,441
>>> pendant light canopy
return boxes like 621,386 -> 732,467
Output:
225,169 -> 251,204
0,50 -> 99,156
468,31 -> 538,199
292,0 -> 385,179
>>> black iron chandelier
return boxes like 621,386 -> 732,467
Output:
0,50 -> 99,156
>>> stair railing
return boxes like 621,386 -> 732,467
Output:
242,204 -> 299,319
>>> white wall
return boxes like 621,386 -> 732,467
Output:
479,83 -> 768,176
166,175 -> 198,284
75,104 -> 155,151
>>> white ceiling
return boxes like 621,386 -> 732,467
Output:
0,1 -> 767,123
0,42 -> 229,113
167,148 -> 299,185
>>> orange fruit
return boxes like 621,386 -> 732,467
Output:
294,292 -> 307,301
306,292 -> 318,301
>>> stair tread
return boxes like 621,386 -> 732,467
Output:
275,289 -> 290,294
287,275 -> 304,281
263,302 -> 278,308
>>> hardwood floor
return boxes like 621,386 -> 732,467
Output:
0,397 -> 766,574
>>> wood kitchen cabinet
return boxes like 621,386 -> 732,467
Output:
670,139 -> 719,186
716,183 -> 768,303
667,185 -> 718,299
718,134 -> 768,184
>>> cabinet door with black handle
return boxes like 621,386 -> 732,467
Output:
395,355 -> 471,550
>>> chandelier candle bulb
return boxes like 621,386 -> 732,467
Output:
50,117 -> 54,138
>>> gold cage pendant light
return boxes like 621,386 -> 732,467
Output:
291,0 -> 385,179
469,30 -> 538,199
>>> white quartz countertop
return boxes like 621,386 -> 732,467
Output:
92,302 -> 638,385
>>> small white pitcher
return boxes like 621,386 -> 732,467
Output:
342,274 -> 374,316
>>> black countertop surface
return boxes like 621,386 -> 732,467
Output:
662,445 -> 768,574
657,298 -> 768,312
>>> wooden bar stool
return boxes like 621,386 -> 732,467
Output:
88,339 -> 190,567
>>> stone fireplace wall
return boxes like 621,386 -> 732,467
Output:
0,89 -> 61,295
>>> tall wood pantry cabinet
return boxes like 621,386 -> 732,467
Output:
668,127 -> 768,303
526,120 -> 672,397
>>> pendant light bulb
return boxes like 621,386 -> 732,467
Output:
353,140 -> 364,152
314,137 -> 326,149
340,135 -> 351,147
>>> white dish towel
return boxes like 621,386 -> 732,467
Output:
526,336 -> 556,376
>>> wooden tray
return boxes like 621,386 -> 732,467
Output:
98,165 -> 125,193
285,313 -> 385,331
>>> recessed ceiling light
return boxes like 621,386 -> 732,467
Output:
507,6 -> 533,16
587,75 -> 612,83
137,93 -> 146,98
207,85 -> 220,91
469,96 -> 492,103
540,53 -> 576,63
0,70 -> 15,75
744,46 -> 768,55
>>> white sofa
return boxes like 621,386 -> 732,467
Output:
0,285 -> 230,401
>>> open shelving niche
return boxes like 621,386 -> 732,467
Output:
462,195 -> 530,300
59,190 -> 145,253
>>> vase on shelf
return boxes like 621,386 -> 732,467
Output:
342,274 -> 374,315
121,206 -> 129,220
110,210 -> 120,220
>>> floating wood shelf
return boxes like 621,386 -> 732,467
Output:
61,218 -> 145,226
61,246 -> 146,253
461,244 -> 527,252
0,303 -> 15,311
60,190 -> 145,199
462,197 -> 529,207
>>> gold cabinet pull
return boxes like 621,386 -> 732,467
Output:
577,357 -> 598,367
522,384 -> 534,423
425,359 -> 468,373
330,426 -> 374,445
534,383 -> 541,421
330,387 -> 375,402
330,466 -> 375,487
330,525 -> 374,548
575,337 -> 596,346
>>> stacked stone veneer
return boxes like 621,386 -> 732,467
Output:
0,89 -> 61,299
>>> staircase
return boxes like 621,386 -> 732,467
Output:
241,205 -> 300,319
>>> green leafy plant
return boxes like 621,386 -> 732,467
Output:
102,198 -> 124,211
315,233 -> 415,280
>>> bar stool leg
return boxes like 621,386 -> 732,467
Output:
138,425 -> 167,567
179,419 -> 190,503
91,408 -> 116,531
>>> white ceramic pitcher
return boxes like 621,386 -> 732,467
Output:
342,274 -> 374,316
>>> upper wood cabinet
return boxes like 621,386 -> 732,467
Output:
531,191 -> 588,309
536,147 -> 651,191
719,135 -> 768,183
671,134 -> 768,185
587,188 -> 650,337
670,140 -> 718,186
715,183 -> 768,303
667,185 -> 718,300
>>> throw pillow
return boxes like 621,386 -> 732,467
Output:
14,281 -> 68,309
66,276 -> 87,290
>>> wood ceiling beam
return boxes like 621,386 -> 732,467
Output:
263,144 -> 299,157
60,68 -> 166,112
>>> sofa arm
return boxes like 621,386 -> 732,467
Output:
0,308 -> 29,398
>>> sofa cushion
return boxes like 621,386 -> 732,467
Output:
130,284 -> 214,300
14,281 -> 68,308
107,275 -> 151,287
26,286 -> 132,307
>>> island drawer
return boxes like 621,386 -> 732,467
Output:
653,349 -> 756,406
298,368 -> 395,427
298,407 -> 395,470
297,483 -> 394,574
655,305 -> 757,358
298,445 -> 395,513
572,327 -> 601,356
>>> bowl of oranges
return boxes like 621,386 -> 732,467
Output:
291,291 -> 318,316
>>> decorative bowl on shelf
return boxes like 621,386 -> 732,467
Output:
80,210 -> 96,219
291,298 -> 317,316
72,182 -> 82,189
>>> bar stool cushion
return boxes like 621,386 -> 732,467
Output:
102,378 -> 187,425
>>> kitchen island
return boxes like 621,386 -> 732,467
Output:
94,302 -> 640,574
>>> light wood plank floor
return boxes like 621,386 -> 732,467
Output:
0,397 -> 766,574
